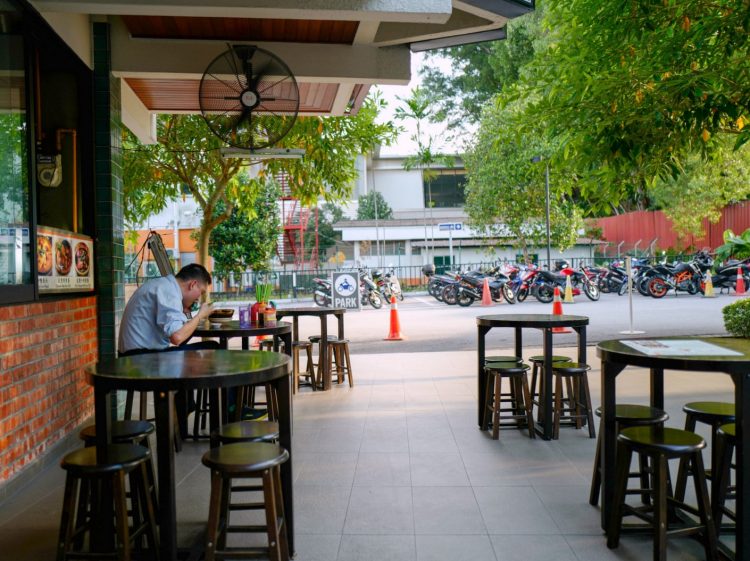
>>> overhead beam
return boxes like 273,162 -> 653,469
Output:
373,7 -> 502,46
110,17 -> 411,85
31,0 -> 453,23
455,0 -> 534,19
410,27 -> 506,51
120,79 -> 156,143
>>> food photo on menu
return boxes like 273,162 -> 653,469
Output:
37,235 -> 53,276
74,242 -> 89,276
55,239 -> 72,276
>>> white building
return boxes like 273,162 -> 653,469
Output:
335,152 -> 601,270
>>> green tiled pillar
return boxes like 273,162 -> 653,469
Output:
93,22 -> 124,360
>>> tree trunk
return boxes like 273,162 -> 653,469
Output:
197,225 -> 211,267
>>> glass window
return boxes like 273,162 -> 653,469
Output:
0,5 -> 30,287
424,171 -> 467,208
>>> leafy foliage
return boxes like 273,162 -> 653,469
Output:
424,0 -> 750,240
305,203 -> 348,264
420,5 -> 544,129
723,297 -> 750,337
123,95 -> 398,266
521,0 -> 750,206
463,99 -> 583,261
208,179 -> 281,281
356,191 -> 393,220
715,228 -> 750,263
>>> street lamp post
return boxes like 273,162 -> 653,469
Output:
532,156 -> 552,269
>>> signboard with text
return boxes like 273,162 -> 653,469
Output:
438,223 -> 463,231
37,225 -> 94,293
331,271 -> 361,311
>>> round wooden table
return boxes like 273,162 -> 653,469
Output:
276,307 -> 345,390
597,335 -> 750,560
477,314 -> 589,440
86,350 -> 293,561
194,320 -> 292,353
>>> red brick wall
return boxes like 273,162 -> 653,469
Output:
0,297 -> 98,483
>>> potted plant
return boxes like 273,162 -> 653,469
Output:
251,282 -> 272,324
722,298 -> 750,338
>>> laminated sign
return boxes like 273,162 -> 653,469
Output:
331,271 -> 361,310
37,226 -> 94,293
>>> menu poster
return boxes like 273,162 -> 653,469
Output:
37,226 -> 94,293
621,339 -> 743,357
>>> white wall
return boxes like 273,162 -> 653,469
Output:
369,168 -> 424,210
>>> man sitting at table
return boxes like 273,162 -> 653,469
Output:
118,263 -> 218,437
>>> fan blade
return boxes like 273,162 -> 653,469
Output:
222,50 -> 246,92
206,72 -> 242,95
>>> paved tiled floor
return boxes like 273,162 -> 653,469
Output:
0,346 -> 736,560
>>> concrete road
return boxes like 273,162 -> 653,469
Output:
294,290 -> 735,355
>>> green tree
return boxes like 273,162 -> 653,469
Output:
208,178 -> 282,286
464,99 -> 582,263
518,0 -> 750,206
123,95 -> 398,266
356,191 -> 392,220
420,4 -> 543,128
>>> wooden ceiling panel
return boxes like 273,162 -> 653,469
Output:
124,78 -> 340,114
121,16 -> 358,44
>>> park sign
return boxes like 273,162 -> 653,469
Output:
438,223 -> 463,231
332,271 -> 361,310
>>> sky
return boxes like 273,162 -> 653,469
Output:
374,51 -> 473,157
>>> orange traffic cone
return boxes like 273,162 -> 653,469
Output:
384,296 -> 405,340
481,277 -> 493,306
735,267 -> 746,296
551,286 -> 572,333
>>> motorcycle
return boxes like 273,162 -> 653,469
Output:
312,277 -> 331,306
556,261 -> 600,301
647,251 -> 713,298
372,268 -> 404,302
359,269 -> 384,309
706,257 -> 750,294
423,264 -> 458,302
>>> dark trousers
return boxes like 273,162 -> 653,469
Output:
119,341 -> 222,438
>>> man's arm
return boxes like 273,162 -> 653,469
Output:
169,302 -> 214,346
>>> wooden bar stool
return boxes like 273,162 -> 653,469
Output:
551,362 -> 595,439
589,405 -> 669,506
674,401 -> 735,502
327,339 -> 353,387
482,362 -> 535,440
292,340 -> 316,393
711,422 -> 736,534
308,334 -> 338,380
607,426 -> 717,561
57,444 -> 159,561
485,355 -> 522,365
79,420 -> 159,512
202,442 -> 290,561
528,354 -> 571,422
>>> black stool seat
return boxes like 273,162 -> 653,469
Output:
292,340 -> 312,347
79,420 -> 154,445
211,421 -> 280,445
485,355 -> 521,364
683,401 -> 735,424
202,442 -> 289,474
551,361 -> 590,375
589,404 -> 669,506
485,362 -> 530,375
619,427 -> 705,456
595,405 -> 669,425
529,354 -> 571,364
61,444 -> 150,475
330,338 -> 350,344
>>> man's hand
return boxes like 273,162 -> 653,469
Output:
196,302 -> 215,320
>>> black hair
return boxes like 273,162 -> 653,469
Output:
175,263 -> 212,285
